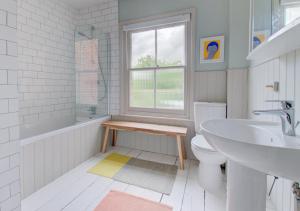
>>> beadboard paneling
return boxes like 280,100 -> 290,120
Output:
249,50 -> 300,211
194,71 -> 227,103
227,69 -> 248,119
20,119 -> 106,199
296,50 -> 300,135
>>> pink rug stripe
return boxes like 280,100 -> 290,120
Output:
94,190 -> 173,211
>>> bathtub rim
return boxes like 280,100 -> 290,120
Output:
20,115 -> 111,146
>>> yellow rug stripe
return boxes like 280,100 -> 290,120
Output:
88,153 -> 131,178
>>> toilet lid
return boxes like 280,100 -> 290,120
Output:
192,135 -> 216,152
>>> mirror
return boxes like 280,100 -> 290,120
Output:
251,0 -> 300,50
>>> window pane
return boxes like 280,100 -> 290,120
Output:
130,70 -> 154,108
131,30 -> 155,68
285,6 -> 300,25
157,25 -> 185,67
156,69 -> 184,109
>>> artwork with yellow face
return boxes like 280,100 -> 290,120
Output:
200,35 -> 224,63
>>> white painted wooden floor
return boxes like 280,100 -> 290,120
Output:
21,146 -> 277,211
21,146 -> 227,211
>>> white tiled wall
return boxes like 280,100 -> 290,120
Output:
76,0 -> 120,115
249,51 -> 300,211
0,0 -> 21,210
17,0 -> 77,138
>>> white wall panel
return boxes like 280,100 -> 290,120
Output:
194,71 -> 227,103
227,69 -> 248,119
249,51 -> 300,211
20,119 -> 106,199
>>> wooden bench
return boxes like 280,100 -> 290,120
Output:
101,121 -> 188,169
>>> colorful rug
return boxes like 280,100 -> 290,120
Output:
88,153 -> 178,194
88,153 -> 131,178
94,190 -> 173,211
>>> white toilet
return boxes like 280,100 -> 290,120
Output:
191,102 -> 227,196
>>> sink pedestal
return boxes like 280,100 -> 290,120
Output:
227,160 -> 267,211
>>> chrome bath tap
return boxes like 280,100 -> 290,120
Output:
253,100 -> 299,136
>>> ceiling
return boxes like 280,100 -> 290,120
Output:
62,0 -> 105,9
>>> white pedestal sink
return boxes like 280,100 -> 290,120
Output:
200,119 -> 300,211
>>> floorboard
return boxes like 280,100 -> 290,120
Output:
161,159 -> 191,211
84,181 -> 129,211
22,147 -> 227,211
21,155 -> 102,211
181,160 -> 205,211
37,174 -> 99,211
63,177 -> 113,211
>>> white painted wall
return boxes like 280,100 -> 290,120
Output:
249,51 -> 300,211
17,0 -> 77,138
0,1 -> 21,210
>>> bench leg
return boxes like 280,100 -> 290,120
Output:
101,126 -> 110,153
112,130 -> 117,146
181,138 -> 187,160
176,135 -> 184,170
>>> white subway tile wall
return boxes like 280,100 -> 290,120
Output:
17,0 -> 77,136
76,0 -> 120,115
0,0 -> 21,210
17,0 -> 120,137
16,0 -> 119,199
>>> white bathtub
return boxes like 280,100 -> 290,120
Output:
20,116 -> 110,199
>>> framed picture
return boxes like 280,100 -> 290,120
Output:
200,35 -> 225,63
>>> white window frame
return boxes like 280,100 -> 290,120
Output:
120,9 -> 195,119
284,3 -> 300,25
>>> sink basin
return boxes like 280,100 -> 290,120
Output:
201,119 -> 300,181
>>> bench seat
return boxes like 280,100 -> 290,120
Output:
101,121 -> 188,169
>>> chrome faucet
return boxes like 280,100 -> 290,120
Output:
253,100 -> 298,136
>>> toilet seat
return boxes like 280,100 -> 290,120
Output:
191,134 -> 226,165
192,134 -> 216,152
191,102 -> 227,196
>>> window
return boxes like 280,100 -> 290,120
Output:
122,14 -> 191,117
284,4 -> 300,25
